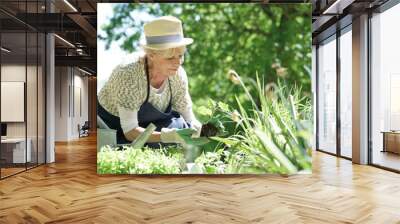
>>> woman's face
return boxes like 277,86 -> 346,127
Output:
149,49 -> 185,77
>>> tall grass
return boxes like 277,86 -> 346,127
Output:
211,72 -> 312,174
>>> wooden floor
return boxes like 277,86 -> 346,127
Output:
0,167 -> 26,177
1,163 -> 45,178
1,135 -> 400,224
372,150 -> 400,171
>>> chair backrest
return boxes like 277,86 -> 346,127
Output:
81,121 -> 90,130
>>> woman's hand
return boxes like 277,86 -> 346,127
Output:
160,128 -> 196,144
190,119 -> 202,138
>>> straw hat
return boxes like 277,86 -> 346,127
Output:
142,16 -> 193,50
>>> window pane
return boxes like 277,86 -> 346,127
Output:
371,3 -> 400,171
340,28 -> 352,158
312,45 -> 317,150
1,30 -> 27,177
318,36 -> 337,154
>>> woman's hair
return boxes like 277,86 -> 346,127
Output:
143,46 -> 186,58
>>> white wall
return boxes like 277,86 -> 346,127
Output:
1,65 -> 25,81
1,65 -> 39,137
72,72 -> 89,139
55,67 -> 89,141
55,67 -> 69,141
1,63 -> 46,164
1,65 -> 26,139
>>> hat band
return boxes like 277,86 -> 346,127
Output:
146,34 -> 183,45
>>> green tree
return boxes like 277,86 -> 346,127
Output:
99,3 -> 311,109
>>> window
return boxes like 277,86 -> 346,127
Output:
0,1 -> 46,179
371,3 -> 400,171
339,27 -> 352,158
317,35 -> 337,154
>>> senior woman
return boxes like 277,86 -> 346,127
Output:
97,16 -> 202,147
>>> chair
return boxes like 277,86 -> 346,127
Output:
78,121 -> 90,138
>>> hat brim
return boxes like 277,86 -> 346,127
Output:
142,38 -> 193,50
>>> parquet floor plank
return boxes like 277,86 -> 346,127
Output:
0,134 -> 399,223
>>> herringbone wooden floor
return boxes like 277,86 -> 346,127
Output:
1,134 -> 400,224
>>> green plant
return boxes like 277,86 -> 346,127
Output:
195,99 -> 241,153
194,151 -> 225,174
97,145 -> 185,174
194,148 -> 255,174
196,100 -> 232,137
176,128 -> 210,146
211,71 -> 312,175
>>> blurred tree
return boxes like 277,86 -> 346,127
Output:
98,3 -> 311,110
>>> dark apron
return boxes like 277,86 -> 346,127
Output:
97,58 -> 190,148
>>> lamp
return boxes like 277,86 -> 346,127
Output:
54,34 -> 75,48
322,0 -> 355,15
78,67 -> 92,76
1,47 -> 11,53
63,0 -> 78,12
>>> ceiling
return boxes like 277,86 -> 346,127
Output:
3,0 -> 392,73
0,0 -> 97,75
312,0 -> 390,44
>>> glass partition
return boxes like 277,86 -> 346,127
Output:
0,1 -> 46,179
371,3 -> 400,171
1,31 -> 28,177
339,26 -> 352,158
317,35 -> 337,154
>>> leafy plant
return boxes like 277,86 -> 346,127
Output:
176,128 -> 210,146
211,71 -> 312,175
97,72 -> 312,175
194,148 -> 254,174
194,99 -> 242,153
194,151 -> 226,174
97,145 -> 185,174
196,100 -> 233,137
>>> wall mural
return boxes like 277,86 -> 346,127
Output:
96,3 -> 312,175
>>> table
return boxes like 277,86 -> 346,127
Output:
381,131 -> 400,154
1,138 -> 31,163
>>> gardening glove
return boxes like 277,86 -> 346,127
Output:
190,119 -> 202,138
160,128 -> 196,144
